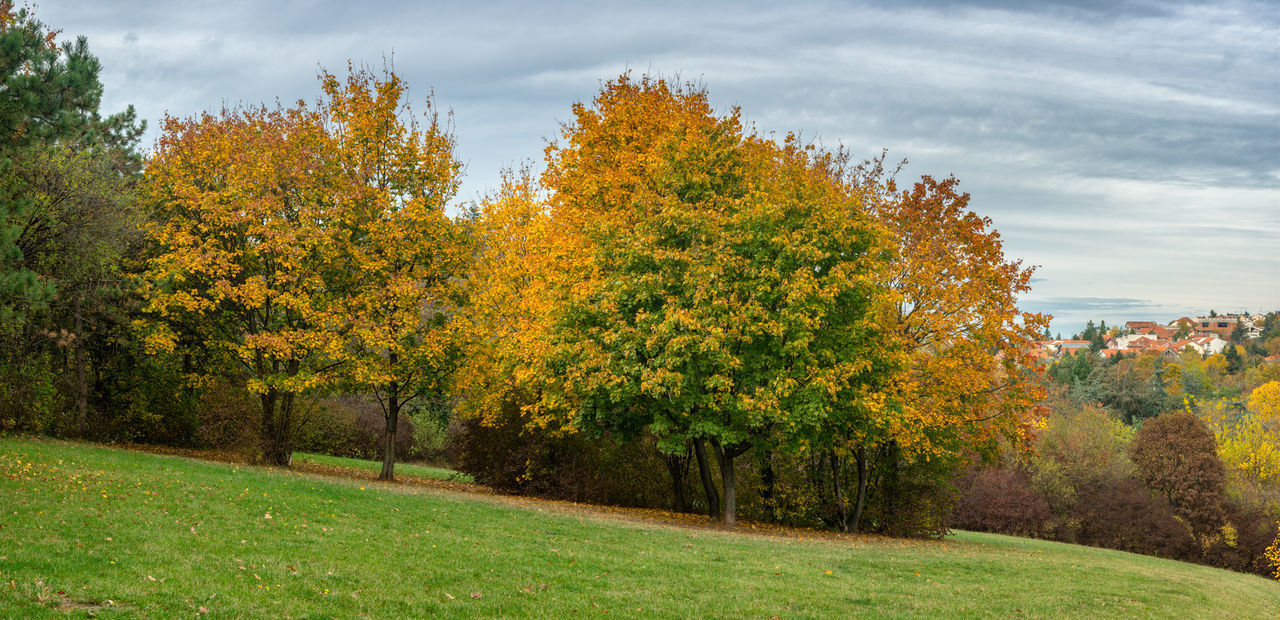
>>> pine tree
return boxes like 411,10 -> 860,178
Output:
0,4 -> 142,325
1224,344 -> 1243,374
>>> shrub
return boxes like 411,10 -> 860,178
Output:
1267,524 -> 1280,580
858,442 -> 958,539
1027,404 -> 1133,537
295,395 -> 417,461
404,396 -> 454,464
953,468 -> 1050,537
0,352 -> 58,433
1203,500 -> 1280,576
87,351 -> 198,446
1073,477 -> 1196,560
450,398 -> 678,509
194,378 -> 260,456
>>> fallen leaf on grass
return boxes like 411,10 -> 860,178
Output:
470,592 -> 482,599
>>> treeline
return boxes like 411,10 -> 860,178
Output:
955,335 -> 1280,577
0,6 -> 1049,538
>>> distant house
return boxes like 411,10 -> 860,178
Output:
1125,321 -> 1159,333
1040,339 -> 1092,358
1194,316 -> 1238,339
1194,335 -> 1228,355
1114,333 -> 1158,350
1124,320 -> 1177,339
1160,338 -> 1212,357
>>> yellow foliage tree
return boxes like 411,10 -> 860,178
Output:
320,66 -> 467,481
452,168 -> 561,433
1250,381 -> 1280,423
142,66 -> 466,470
142,103 -> 345,465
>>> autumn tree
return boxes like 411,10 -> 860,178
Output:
542,75 -> 896,527
1129,411 -> 1227,534
142,102 -> 346,466
453,168 -> 559,433
1251,381 -> 1280,424
858,170 -> 1048,527
320,66 -> 467,481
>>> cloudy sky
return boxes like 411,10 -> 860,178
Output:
42,0 -> 1279,336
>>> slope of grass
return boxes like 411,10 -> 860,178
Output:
292,451 -> 473,483
2,436 -> 1276,618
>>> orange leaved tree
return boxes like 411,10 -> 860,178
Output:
320,66 -> 467,481
855,168 -> 1049,530
141,103 -> 345,465
452,167 -> 559,432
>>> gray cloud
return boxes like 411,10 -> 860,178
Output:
37,0 -> 1280,337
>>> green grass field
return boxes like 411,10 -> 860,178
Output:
2,437 -> 1276,618
292,451 -> 473,483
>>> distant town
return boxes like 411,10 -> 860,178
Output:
1034,312 -> 1278,362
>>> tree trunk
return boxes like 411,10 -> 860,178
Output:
831,450 -> 849,532
760,449 -> 777,522
693,437 -> 720,519
851,445 -> 868,533
380,353 -> 400,481
380,398 -> 399,481
712,440 -> 750,528
660,443 -> 691,513
260,385 -> 296,467
260,389 -> 282,466
73,294 -> 87,437
279,382 -> 296,466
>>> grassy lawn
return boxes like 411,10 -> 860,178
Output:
2,437 -> 1276,618
292,452 -> 473,483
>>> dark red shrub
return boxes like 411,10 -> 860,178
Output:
953,468 -> 1050,537
1074,477 -> 1196,561
1202,500 -> 1280,577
